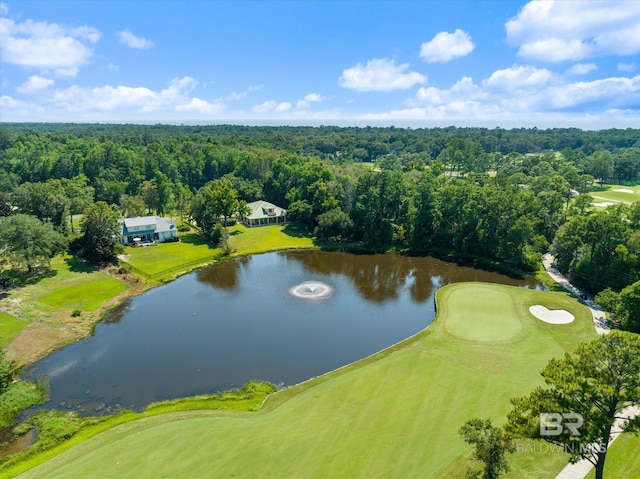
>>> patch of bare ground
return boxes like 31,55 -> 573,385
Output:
3,268 -> 151,367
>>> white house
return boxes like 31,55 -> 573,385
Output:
119,216 -> 178,245
241,200 -> 287,227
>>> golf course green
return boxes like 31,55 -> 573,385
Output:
11,282 -> 597,479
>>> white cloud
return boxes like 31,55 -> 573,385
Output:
339,58 -> 426,91
506,0 -> 640,62
275,102 -> 292,112
0,16 -> 100,74
116,30 -> 154,49
176,97 -> 224,114
16,75 -> 54,93
253,100 -> 277,113
55,67 -> 79,77
297,92 -> 324,109
253,100 -> 291,113
518,38 -> 591,62
420,29 -> 474,63
483,65 -> 553,91
568,63 -> 597,75
413,77 -> 486,106
396,66 -> 640,127
543,75 -> 640,110
108,63 -> 119,72
226,84 -> 263,101
0,3 -> 9,15
26,76 -> 223,115
618,62 -> 637,72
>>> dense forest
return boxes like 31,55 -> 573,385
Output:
1,123 -> 639,331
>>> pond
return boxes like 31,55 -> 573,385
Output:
23,251 -> 542,415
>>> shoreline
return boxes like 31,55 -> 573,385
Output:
3,233 -> 541,369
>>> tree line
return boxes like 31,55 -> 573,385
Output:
1,124 -> 639,331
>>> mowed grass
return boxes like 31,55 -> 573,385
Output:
0,312 -> 26,347
227,223 -> 315,256
5,256 -> 125,316
589,183 -> 640,206
122,233 -> 217,278
15,282 -> 597,479
122,224 -> 315,281
585,432 -> 640,479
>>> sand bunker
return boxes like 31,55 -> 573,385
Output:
593,201 -> 615,207
613,188 -> 634,193
529,305 -> 574,324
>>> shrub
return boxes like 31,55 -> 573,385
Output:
0,381 -> 46,429
71,310 -> 82,317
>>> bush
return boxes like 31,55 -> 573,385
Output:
22,410 -> 82,451
208,223 -> 227,244
315,208 -> 354,242
71,309 -> 81,317
0,381 -> 46,429
0,274 -> 15,291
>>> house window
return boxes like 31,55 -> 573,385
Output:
154,233 -> 159,240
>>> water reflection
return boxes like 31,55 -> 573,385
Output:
23,251 -> 541,415
196,255 -> 249,290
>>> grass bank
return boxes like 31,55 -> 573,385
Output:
1,224 -> 316,365
0,256 -> 130,365
1,381 -> 274,477
121,223 -> 315,283
11,282 -> 597,479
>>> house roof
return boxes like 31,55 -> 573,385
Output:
123,216 -> 157,228
245,200 -> 286,220
121,216 -> 175,234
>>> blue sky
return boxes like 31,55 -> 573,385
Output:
1,0 -> 639,128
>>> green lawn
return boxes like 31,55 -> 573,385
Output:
227,223 -> 315,255
0,312 -> 26,347
589,183 -> 640,206
585,432 -> 640,479
122,224 -> 315,282
122,233 -> 217,279
13,282 -> 597,479
2,255 -> 126,319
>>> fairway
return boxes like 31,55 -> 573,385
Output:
589,183 -> 640,206
13,283 -> 596,479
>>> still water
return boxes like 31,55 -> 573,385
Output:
23,251 -> 541,415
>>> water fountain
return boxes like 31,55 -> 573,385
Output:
289,281 -> 333,299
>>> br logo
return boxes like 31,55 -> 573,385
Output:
539,413 -> 583,436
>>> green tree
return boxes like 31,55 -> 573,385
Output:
190,179 -> 241,237
618,280 -> 640,332
140,180 -> 157,214
0,214 -> 68,272
121,194 -> 147,218
459,418 -> 515,479
62,175 -> 94,233
507,331 -> 640,479
80,202 -> 121,264
154,171 -> 175,216
0,193 -> 12,217
314,207 -> 354,241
